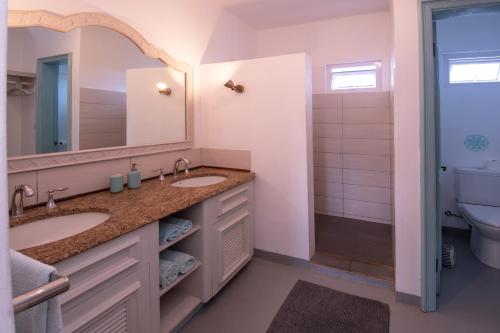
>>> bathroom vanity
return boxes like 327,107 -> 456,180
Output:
5,10 -> 255,332
10,168 -> 255,332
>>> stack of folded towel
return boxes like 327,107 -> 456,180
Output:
159,216 -> 194,244
160,250 -> 196,274
159,259 -> 180,289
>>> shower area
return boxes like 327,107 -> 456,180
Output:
312,91 -> 394,281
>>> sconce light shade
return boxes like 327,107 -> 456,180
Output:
224,80 -> 245,93
156,82 -> 172,95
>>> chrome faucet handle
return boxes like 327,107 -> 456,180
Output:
10,184 -> 35,217
153,168 -> 165,182
183,159 -> 191,175
172,158 -> 191,178
47,187 -> 69,209
16,184 -> 35,197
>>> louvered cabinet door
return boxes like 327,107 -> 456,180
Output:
213,207 -> 252,293
63,264 -> 150,333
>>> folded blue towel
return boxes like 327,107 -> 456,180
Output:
160,250 -> 196,274
163,216 -> 193,234
159,259 -> 180,289
159,222 -> 183,244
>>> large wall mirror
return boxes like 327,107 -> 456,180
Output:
7,11 -> 193,172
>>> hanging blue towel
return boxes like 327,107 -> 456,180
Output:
159,222 -> 183,244
10,250 -> 63,333
162,216 -> 193,234
160,250 -> 196,274
159,259 -> 180,289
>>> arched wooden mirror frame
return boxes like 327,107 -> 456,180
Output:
7,10 -> 194,173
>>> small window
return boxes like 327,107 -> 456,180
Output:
327,61 -> 381,91
449,57 -> 500,84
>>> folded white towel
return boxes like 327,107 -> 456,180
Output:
10,250 -> 63,333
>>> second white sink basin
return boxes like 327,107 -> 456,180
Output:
171,176 -> 227,188
10,212 -> 110,250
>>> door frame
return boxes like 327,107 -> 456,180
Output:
421,0 -> 500,312
36,53 -> 72,153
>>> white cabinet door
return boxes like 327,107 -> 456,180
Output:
213,207 -> 252,294
63,264 -> 150,333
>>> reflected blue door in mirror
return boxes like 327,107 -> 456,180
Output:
464,134 -> 489,152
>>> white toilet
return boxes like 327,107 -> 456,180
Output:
455,167 -> 500,269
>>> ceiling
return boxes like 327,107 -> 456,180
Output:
222,0 -> 390,30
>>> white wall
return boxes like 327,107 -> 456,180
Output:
8,0 -> 257,66
0,0 -> 15,330
437,13 -> 500,229
8,0 -> 258,149
79,26 -> 164,92
7,27 -> 81,152
6,27 -> 34,73
256,12 -> 392,94
200,54 -> 315,260
126,67 -> 186,145
391,0 -> 422,298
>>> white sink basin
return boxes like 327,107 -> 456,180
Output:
10,212 -> 110,250
171,176 -> 227,188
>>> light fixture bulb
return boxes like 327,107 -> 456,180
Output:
156,82 -> 172,95
157,82 -> 167,90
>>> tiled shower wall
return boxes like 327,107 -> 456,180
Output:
313,92 -> 393,224
79,88 -> 126,150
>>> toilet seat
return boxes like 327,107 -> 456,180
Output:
461,203 -> 500,228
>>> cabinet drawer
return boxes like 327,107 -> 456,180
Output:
55,225 -> 150,308
217,184 -> 250,218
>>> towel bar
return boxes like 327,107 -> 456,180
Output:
13,273 -> 70,314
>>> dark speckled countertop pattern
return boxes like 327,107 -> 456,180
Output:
9,167 -> 255,265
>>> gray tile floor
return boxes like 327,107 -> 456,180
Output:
313,214 -> 394,280
181,228 -> 500,333
439,228 -> 500,323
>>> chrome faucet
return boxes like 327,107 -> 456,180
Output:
46,187 -> 69,209
173,158 -> 191,178
10,184 -> 35,217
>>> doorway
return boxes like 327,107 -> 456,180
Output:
311,91 -> 394,282
36,54 -> 71,154
422,0 -> 500,312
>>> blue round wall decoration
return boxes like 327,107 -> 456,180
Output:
464,134 -> 489,152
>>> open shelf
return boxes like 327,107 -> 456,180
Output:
160,289 -> 201,333
7,70 -> 36,78
159,225 -> 201,253
159,261 -> 201,297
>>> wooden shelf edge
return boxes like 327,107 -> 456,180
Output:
159,261 -> 201,297
159,225 -> 201,252
160,293 -> 201,333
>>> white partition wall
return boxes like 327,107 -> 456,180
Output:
126,67 -> 186,145
200,54 -> 315,260
0,0 -> 15,331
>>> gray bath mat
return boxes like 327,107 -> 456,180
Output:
267,280 -> 390,333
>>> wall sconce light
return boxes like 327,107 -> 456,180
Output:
157,82 -> 172,95
224,80 -> 245,94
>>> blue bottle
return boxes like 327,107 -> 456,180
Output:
128,163 -> 142,189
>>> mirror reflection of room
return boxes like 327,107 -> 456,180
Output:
6,26 -> 187,158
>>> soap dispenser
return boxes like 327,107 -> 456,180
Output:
128,163 -> 142,189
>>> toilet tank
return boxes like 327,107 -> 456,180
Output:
455,168 -> 500,207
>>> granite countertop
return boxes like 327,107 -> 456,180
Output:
10,167 -> 255,265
